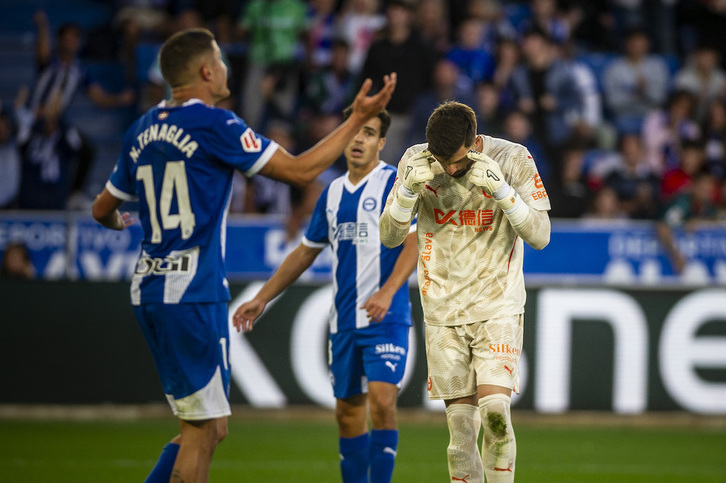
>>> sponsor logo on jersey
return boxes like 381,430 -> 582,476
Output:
425,184 -> 441,197
334,222 -> 369,243
488,344 -> 521,356
240,127 -> 262,152
434,209 -> 494,231
135,251 -> 194,276
532,173 -> 548,200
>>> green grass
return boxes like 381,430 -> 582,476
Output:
1,414 -> 725,482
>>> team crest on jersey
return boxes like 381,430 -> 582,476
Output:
158,111 -> 169,120
362,197 -> 377,211
240,128 -> 262,153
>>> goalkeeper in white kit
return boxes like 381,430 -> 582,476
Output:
380,101 -> 551,482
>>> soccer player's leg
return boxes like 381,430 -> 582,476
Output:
135,302 -> 231,483
426,324 -> 485,483
331,330 -> 370,483
361,323 -> 409,483
472,315 -> 524,483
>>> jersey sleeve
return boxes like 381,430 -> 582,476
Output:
207,110 -> 279,177
107,126 -> 139,201
302,187 -> 330,248
510,146 -> 551,211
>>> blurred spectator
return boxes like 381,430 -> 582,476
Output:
518,0 -> 570,45
660,139 -> 706,201
501,108 -> 550,185
416,0 -> 450,53
0,107 -> 21,209
237,0 -> 308,129
335,0 -> 386,76
603,27 -> 669,134
673,42 -> 726,122
467,0 -> 517,54
306,0 -> 339,70
360,0 -> 437,164
300,39 -> 357,117
0,242 -> 36,279
566,0 -> 616,52
16,94 -> 82,210
29,10 -> 135,209
406,58 -> 475,146
642,89 -> 700,175
510,27 -> 585,162
610,0 -> 677,55
474,81 -> 505,139
445,18 -> 496,92
194,0 -> 242,44
657,169 -> 719,274
602,133 -> 661,219
702,98 -> 726,181
492,37 -> 520,111
559,40 -> 606,148
550,138 -> 591,218
583,186 -> 626,220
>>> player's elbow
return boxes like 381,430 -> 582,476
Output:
530,233 -> 550,251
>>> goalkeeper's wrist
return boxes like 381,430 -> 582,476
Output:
494,184 -> 529,226
390,185 -> 418,223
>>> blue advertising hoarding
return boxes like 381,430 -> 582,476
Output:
1,212 -> 725,285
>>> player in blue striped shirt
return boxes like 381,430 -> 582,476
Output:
91,28 -> 396,483
234,107 -> 418,483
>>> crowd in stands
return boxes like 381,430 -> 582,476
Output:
1,0 -> 725,247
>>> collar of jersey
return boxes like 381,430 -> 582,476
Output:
344,160 -> 386,192
158,98 -> 206,109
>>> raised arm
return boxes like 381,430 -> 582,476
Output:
232,243 -> 323,332
259,74 -> 397,186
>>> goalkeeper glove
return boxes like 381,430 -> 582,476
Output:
390,150 -> 434,223
468,150 -> 529,226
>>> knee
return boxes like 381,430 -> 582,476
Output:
368,392 -> 397,428
214,419 -> 229,445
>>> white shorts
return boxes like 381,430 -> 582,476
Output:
425,314 -> 523,400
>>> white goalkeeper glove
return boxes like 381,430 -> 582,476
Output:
468,150 -> 529,226
390,150 -> 434,223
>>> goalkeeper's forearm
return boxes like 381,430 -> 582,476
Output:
492,185 -> 550,250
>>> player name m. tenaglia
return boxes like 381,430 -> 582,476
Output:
129,123 -> 199,162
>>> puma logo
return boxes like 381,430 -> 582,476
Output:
385,361 -> 398,372
425,184 -> 441,197
486,169 -> 500,181
451,475 -> 470,482
504,365 -> 513,376
494,462 -> 514,472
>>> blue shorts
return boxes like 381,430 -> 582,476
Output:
329,322 -> 410,399
134,302 -> 231,420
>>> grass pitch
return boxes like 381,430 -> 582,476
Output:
1,408 -> 725,482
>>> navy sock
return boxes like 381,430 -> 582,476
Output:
339,433 -> 370,483
369,429 -> 398,483
144,442 -> 180,483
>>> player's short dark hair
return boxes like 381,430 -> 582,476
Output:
342,106 -> 392,139
426,101 -> 477,159
159,28 -> 216,88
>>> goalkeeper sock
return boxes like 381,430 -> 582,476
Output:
446,404 -> 484,483
369,429 -> 398,483
479,394 -> 516,483
339,433 -> 370,483
144,442 -> 180,483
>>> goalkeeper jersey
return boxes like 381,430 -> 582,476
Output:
385,134 -> 551,326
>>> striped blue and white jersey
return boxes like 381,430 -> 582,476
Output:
107,99 -> 278,305
303,161 -> 413,333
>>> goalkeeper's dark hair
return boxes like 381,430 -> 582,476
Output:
159,28 -> 216,88
426,101 -> 477,159
343,105 -> 392,138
